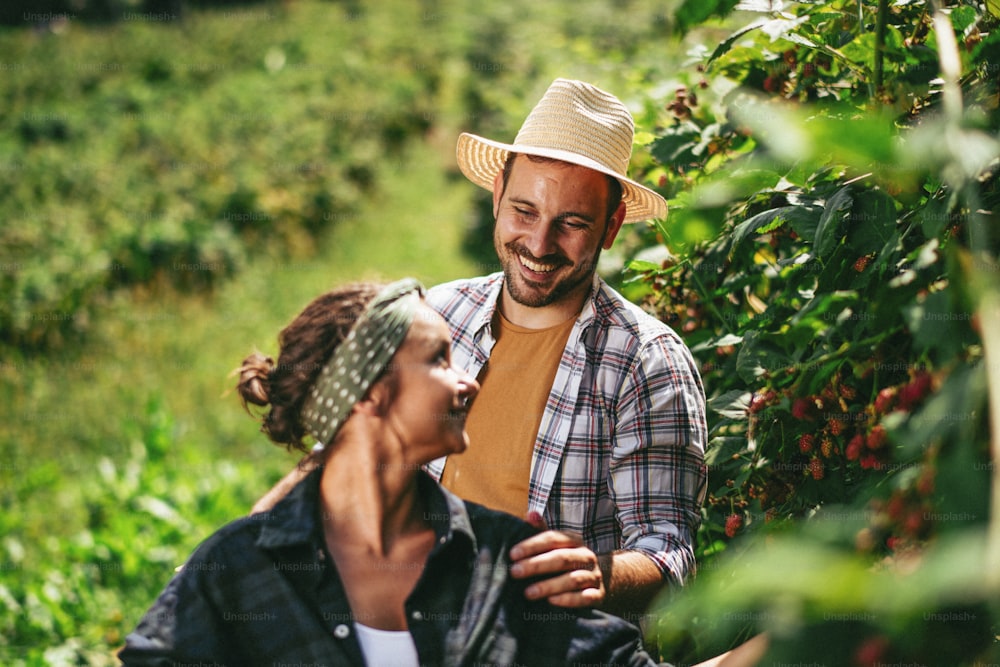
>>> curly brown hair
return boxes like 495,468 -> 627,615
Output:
235,282 -> 382,452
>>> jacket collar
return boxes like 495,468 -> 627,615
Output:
256,466 -> 477,553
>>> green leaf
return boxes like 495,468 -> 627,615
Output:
704,436 -> 751,475
707,18 -> 769,65
731,206 -> 821,249
625,259 -> 662,273
707,390 -> 752,420
675,0 -> 741,35
814,186 -> 853,257
848,188 -> 897,256
949,5 -> 979,35
736,330 -> 790,382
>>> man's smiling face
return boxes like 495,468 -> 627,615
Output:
492,155 -> 624,319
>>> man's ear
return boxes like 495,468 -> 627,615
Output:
602,201 -> 627,250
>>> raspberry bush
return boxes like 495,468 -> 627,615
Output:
623,1 -> 1000,663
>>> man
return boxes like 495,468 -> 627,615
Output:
425,78 -> 707,616
254,78 -> 707,619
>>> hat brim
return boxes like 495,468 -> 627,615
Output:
456,132 -> 667,224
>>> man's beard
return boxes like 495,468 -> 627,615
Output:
499,240 -> 600,309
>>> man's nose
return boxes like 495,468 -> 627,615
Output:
521,220 -> 558,258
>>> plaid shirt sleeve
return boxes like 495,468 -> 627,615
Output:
530,279 -> 708,586
609,326 -> 708,584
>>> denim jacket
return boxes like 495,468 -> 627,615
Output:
119,467 -> 659,666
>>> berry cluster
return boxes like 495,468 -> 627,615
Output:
709,363 -> 938,543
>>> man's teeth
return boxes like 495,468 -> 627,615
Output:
520,256 -> 557,273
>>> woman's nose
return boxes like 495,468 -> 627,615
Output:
454,366 -> 480,398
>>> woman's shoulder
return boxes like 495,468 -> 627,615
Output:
175,513 -> 270,576
457,496 -> 542,546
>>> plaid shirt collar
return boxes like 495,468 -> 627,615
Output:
457,271 -> 602,337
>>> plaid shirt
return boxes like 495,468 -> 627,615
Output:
426,273 -> 708,584
119,468 -> 657,666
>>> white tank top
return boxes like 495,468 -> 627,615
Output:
353,622 -> 420,667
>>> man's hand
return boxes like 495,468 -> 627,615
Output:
508,512 -> 606,608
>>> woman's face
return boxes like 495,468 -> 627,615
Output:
379,302 -> 479,464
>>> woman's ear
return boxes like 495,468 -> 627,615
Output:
356,377 -> 392,417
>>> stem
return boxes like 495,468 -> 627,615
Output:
981,288 -> 1000,591
930,0 -> 1000,590
874,0 -> 888,93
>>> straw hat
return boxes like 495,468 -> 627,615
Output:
456,78 -> 667,224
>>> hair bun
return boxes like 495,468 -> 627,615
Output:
236,352 -> 274,408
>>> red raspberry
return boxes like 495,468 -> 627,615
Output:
725,514 -> 743,538
854,635 -> 890,667
846,434 -> 864,461
809,458 -> 824,480
853,254 -> 873,272
791,397 -> 815,420
798,433 -> 815,453
886,494 -> 906,521
873,387 -> 897,415
860,453 -> 882,470
866,425 -> 887,450
750,389 -> 777,414
917,468 -> 935,496
828,418 -> 845,436
903,509 -> 924,536
898,371 -> 933,411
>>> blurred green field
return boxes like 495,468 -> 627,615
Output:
0,1 -> 695,662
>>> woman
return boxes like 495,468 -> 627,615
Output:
119,278 -> 659,666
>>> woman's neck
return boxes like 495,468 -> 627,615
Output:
318,428 -> 428,557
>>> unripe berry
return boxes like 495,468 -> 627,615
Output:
820,438 -> 835,458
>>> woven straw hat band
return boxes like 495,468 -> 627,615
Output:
455,78 -> 667,224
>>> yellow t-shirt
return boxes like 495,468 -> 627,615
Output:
440,310 -> 575,518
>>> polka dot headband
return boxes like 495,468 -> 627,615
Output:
300,278 -> 425,447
